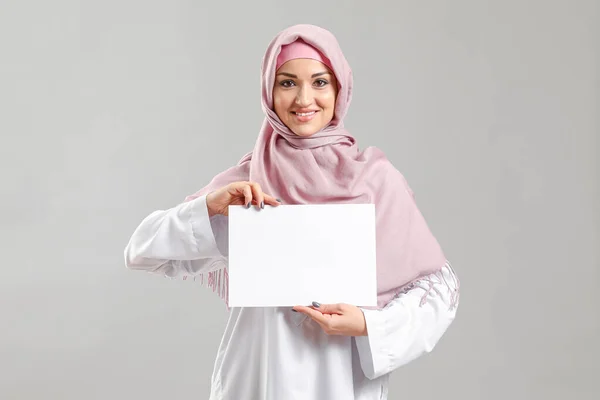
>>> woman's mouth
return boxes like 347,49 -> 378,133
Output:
292,110 -> 318,122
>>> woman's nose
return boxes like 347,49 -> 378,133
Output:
295,86 -> 312,107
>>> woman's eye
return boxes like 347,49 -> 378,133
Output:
279,80 -> 295,88
314,79 -> 329,87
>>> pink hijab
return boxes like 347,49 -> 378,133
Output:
184,24 -> 446,309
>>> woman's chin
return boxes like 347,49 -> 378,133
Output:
290,125 -> 320,137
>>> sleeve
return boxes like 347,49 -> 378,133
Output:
355,262 -> 460,380
123,194 -> 229,279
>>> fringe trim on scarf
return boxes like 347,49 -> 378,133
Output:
166,266 -> 229,309
396,260 -> 460,311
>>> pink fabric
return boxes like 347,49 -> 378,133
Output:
276,38 -> 333,71
184,24 -> 446,309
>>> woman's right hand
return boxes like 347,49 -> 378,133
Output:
206,181 -> 281,217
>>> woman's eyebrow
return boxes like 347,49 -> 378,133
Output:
311,71 -> 330,78
276,71 -> 331,78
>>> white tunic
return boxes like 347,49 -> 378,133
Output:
124,194 -> 460,400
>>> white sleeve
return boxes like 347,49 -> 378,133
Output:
355,263 -> 460,380
123,194 -> 229,279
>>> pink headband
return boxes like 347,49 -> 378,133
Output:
275,39 -> 333,71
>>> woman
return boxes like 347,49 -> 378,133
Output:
124,24 -> 460,400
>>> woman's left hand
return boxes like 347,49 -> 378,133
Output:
292,302 -> 368,336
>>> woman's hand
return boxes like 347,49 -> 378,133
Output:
293,302 -> 368,336
206,181 -> 281,216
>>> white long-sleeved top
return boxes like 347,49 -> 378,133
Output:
124,195 -> 460,400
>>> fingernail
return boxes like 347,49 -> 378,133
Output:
312,301 -> 320,308
276,198 -> 282,203
291,309 -> 297,312
246,202 -> 251,209
260,201 -> 264,209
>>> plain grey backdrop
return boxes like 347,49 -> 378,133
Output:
1,0 -> 598,399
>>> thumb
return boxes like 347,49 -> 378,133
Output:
312,302 -> 344,314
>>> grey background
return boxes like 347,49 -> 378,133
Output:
1,0 -> 598,399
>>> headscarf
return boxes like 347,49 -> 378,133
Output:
275,38 -> 333,71
184,24 -> 446,309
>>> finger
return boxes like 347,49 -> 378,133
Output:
293,306 -> 329,326
311,302 -> 345,315
242,185 -> 253,208
249,182 -> 265,209
263,194 -> 281,207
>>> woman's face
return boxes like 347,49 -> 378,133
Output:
273,58 -> 338,137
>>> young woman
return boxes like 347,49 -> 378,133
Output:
124,24 -> 460,400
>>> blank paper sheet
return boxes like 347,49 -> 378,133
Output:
227,203 -> 377,307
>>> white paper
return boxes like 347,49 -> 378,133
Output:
228,203 -> 377,307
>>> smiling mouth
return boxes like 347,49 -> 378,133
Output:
291,110 -> 319,123
292,111 -> 318,116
